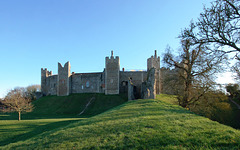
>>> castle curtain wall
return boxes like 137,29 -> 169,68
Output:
47,75 -> 58,95
71,73 -> 104,94
41,50 -> 167,98
119,71 -> 147,98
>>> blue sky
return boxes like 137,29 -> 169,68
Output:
0,0 -> 233,98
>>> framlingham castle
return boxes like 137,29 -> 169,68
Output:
41,50 -> 178,100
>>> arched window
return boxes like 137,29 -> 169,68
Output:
86,81 -> 90,88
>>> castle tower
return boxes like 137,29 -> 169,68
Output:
105,50 -> 120,95
57,61 -> 71,96
147,50 -> 161,94
147,50 -> 160,70
41,68 -> 52,96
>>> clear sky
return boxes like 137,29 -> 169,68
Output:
0,0 -> 234,98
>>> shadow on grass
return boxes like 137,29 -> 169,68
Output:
224,102 -> 240,129
0,118 -> 82,146
0,113 -> 17,120
0,113 -> 88,120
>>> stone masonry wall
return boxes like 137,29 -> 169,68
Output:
155,69 -> 161,94
142,68 -> 156,99
147,50 -> 161,94
47,75 -> 57,95
119,71 -> 147,98
57,62 -> 71,96
147,50 -> 160,71
105,51 -> 120,95
128,78 -> 135,100
71,72 -> 104,93
41,68 -> 53,96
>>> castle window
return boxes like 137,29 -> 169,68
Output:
86,81 -> 90,87
110,79 -> 113,83
82,85 -> 84,89
122,81 -> 127,86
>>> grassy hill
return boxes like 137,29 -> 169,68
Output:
8,93 -> 126,119
1,94 -> 240,149
0,93 -> 127,147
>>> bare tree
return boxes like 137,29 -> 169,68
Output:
25,84 -> 41,101
2,87 -> 33,121
181,0 -> 240,52
163,39 -> 224,108
180,0 -> 240,77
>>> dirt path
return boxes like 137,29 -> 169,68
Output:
78,96 -> 96,115
230,99 -> 240,109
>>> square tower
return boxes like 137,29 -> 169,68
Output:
147,50 -> 160,70
105,51 -> 120,95
147,50 -> 161,94
57,61 -> 71,96
41,68 -> 52,96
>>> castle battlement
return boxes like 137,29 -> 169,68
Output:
147,50 -> 160,71
105,56 -> 119,61
41,68 -> 52,77
105,51 -> 120,64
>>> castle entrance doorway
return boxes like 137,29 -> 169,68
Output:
133,86 -> 141,99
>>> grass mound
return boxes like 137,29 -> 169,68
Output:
0,93 -> 127,147
1,97 -> 240,149
27,93 -> 127,118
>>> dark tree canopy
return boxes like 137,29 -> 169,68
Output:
226,83 -> 240,98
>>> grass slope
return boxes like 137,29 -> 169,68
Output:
0,118 -> 83,146
1,97 -> 240,149
156,94 -> 240,129
32,93 -> 127,117
0,93 -> 127,147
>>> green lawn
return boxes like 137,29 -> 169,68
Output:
1,95 -> 240,149
0,117 -> 83,146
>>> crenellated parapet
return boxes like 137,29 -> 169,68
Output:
147,50 -> 160,71
105,51 -> 120,64
41,68 -> 52,77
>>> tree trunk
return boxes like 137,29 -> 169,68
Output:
18,111 -> 21,121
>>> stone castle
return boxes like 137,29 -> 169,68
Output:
41,50 -> 175,100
